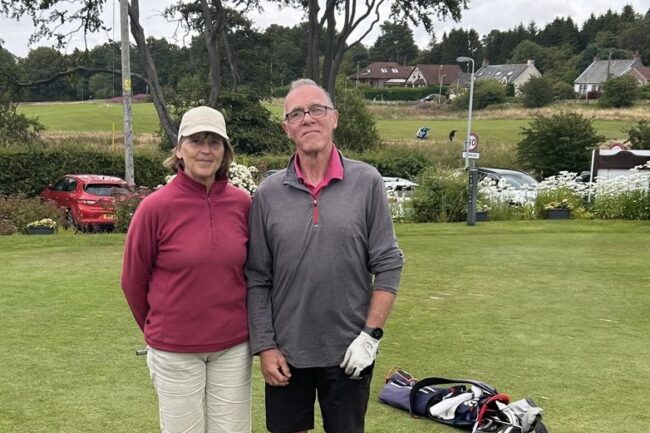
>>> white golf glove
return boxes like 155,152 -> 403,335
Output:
340,331 -> 380,379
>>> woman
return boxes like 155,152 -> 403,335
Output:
121,106 -> 252,433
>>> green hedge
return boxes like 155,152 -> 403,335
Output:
0,147 -> 169,196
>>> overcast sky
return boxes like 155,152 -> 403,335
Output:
0,1 -> 646,58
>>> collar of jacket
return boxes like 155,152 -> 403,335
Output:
173,169 -> 228,196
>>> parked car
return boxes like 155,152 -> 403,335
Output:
383,177 -> 418,198
40,174 -> 129,231
476,167 -> 538,204
419,93 -> 436,102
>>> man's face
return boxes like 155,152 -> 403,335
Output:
282,85 -> 338,156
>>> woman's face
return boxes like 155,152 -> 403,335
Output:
176,132 -> 225,187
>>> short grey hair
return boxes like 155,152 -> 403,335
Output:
284,79 -> 334,116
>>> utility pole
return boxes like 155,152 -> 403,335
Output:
120,0 -> 135,187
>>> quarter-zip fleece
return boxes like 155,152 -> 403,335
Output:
246,154 -> 404,368
122,170 -> 251,353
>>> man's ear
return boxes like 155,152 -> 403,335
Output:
282,120 -> 291,137
331,109 -> 339,130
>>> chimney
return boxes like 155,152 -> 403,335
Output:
527,59 -> 535,66
633,51 -> 640,60
593,56 -> 599,63
482,58 -> 489,67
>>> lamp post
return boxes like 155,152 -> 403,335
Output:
456,56 -> 475,169
456,56 -> 478,225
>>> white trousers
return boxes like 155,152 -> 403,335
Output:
147,343 -> 252,433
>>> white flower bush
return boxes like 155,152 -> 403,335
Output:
163,163 -> 258,196
26,218 -> 57,229
228,162 -> 258,196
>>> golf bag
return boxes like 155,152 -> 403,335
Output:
378,368 -> 547,433
416,127 -> 430,139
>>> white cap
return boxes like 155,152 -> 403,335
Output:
178,106 -> 229,145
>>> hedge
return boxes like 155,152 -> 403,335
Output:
360,85 -> 445,101
0,147 -> 169,196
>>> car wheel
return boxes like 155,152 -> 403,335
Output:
65,209 -> 81,231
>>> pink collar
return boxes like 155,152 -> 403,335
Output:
294,145 -> 344,196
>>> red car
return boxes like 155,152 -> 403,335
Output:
40,174 -> 129,231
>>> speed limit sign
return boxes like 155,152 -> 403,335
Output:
468,132 -> 479,151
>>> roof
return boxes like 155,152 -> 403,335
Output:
351,62 -> 414,80
631,66 -> 650,80
574,58 -> 644,84
474,64 -> 529,83
410,64 -> 463,85
66,174 -> 127,183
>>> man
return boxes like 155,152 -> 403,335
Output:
246,79 -> 404,433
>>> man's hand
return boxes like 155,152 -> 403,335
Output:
260,348 -> 291,386
340,331 -> 380,379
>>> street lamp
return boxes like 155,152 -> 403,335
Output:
456,56 -> 478,226
456,56 -> 475,169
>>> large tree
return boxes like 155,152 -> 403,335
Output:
368,21 -> 418,64
277,0 -> 467,100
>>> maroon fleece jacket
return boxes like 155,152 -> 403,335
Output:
121,170 -> 251,352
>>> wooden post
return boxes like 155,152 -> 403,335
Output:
120,0 -> 135,187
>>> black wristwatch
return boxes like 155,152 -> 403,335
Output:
363,325 -> 384,340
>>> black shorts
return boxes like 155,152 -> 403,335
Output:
265,363 -> 374,433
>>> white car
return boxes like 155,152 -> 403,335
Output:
477,168 -> 538,205
383,177 -> 418,193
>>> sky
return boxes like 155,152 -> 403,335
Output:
0,0 -> 647,58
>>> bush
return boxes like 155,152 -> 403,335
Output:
0,99 -> 44,146
160,93 -> 293,154
360,85 -> 443,101
627,120 -> 650,149
520,77 -> 554,108
351,147 -> 431,179
0,195 -> 64,232
451,80 -> 507,111
599,75 -> 638,108
638,85 -> 650,100
0,219 -> 17,235
553,81 -> 576,100
410,168 -> 467,222
114,188 -> 152,233
590,170 -> 650,220
517,111 -> 605,178
334,83 -> 380,152
0,147 -> 169,196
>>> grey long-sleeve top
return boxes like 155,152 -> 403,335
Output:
246,154 -> 404,368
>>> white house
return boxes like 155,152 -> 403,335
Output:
574,55 -> 645,95
473,60 -> 542,95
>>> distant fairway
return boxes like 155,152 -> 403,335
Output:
17,100 -> 641,146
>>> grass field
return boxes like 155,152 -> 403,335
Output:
1,221 -> 649,433
17,101 -> 641,148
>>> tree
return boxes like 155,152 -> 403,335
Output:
599,75 -> 638,108
520,76 -> 554,108
333,81 -> 379,152
439,28 -> 482,64
277,0 -> 467,100
451,80 -> 506,111
627,120 -> 650,149
517,111 -> 605,178
369,21 -> 418,64
0,98 -> 44,145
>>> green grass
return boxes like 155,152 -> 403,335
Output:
18,101 -> 638,146
1,221 -> 649,432
17,102 -> 160,134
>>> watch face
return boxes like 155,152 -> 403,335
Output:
371,328 -> 384,340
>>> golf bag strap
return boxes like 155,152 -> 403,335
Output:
409,377 -> 498,417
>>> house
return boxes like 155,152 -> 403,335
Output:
350,62 -> 414,88
404,64 -> 464,87
628,66 -> 650,86
574,55 -> 645,95
473,60 -> 542,95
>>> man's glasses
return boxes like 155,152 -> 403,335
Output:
284,105 -> 334,124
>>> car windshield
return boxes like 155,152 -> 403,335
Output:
499,172 -> 537,188
84,183 -> 128,196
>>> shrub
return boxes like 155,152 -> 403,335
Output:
553,81 -> 576,100
0,195 -> 64,232
160,93 -> 293,154
520,77 -> 554,108
334,83 -> 380,152
0,147 -> 168,196
0,219 -> 17,235
599,75 -> 638,108
590,168 -> 650,220
0,98 -> 44,146
638,85 -> 650,100
352,147 -> 431,179
410,168 -> 467,223
360,85 -> 443,101
627,120 -> 650,149
451,80 -> 507,111
517,111 -> 605,178
114,188 -> 152,233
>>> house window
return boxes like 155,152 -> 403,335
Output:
391,68 -> 399,73
380,68 -> 388,73
507,71 -> 513,76
495,71 -> 502,76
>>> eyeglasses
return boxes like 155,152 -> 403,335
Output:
284,104 -> 334,124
